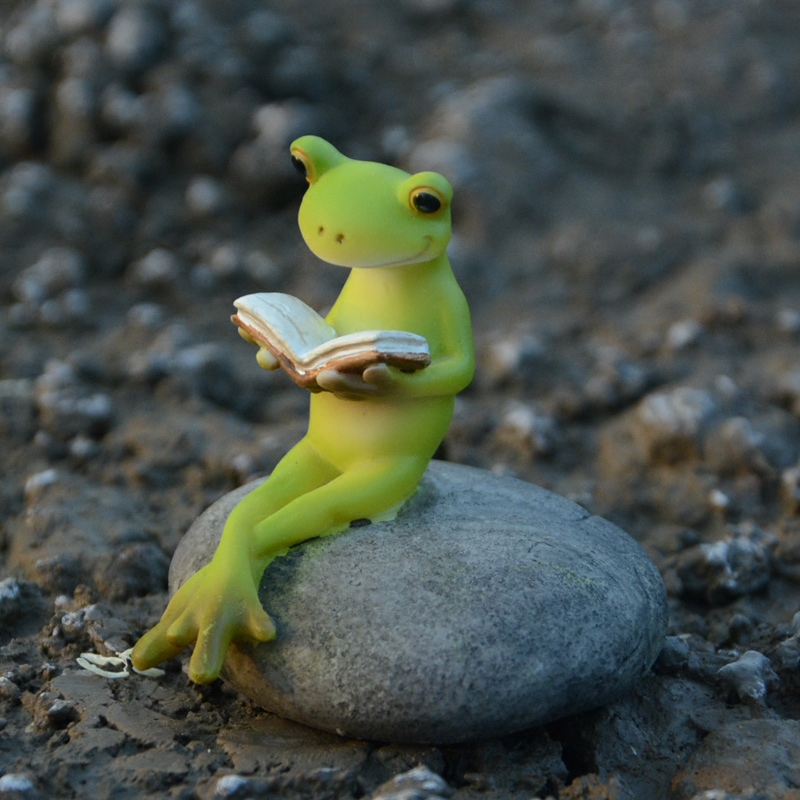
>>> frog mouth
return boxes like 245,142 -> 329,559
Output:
372,236 -> 434,268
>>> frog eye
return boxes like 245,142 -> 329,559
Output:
410,189 -> 443,215
290,148 -> 317,183
291,153 -> 312,182
291,154 -> 307,177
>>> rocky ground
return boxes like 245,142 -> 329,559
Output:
1,0 -> 800,798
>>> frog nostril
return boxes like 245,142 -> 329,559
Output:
318,226 -> 324,235
336,233 -> 345,244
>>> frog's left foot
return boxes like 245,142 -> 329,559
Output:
131,564 -> 276,684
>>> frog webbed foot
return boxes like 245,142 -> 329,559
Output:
131,562 -> 276,684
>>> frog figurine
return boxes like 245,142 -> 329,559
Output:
131,136 -> 475,684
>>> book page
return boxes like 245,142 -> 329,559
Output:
234,293 -> 337,360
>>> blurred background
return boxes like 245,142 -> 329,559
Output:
1,2 -> 800,797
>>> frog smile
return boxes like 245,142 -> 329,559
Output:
370,235 -> 434,268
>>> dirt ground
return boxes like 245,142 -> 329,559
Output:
2,0 -> 800,798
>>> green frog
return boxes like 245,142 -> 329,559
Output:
132,136 -> 474,683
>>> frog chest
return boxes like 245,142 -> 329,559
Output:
330,282 -> 424,336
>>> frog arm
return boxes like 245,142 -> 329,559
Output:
390,289 -> 475,398
318,292 -> 474,401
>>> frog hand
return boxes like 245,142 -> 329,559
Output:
130,563 -> 276,684
237,328 -> 280,370
316,363 -> 397,401
256,347 -> 279,370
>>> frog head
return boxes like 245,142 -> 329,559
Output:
290,136 -> 453,269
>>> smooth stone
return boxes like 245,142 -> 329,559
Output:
170,461 -> 667,744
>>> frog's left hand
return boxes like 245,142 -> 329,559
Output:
317,364 -> 399,400
238,327 -> 280,371
131,562 -> 276,684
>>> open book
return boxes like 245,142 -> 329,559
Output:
232,293 -> 431,388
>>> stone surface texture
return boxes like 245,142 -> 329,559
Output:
170,460 -> 668,744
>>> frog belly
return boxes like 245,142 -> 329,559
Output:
307,392 -> 454,467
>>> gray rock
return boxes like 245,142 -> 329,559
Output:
170,461 -> 667,744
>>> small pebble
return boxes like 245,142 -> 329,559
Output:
54,0 -> 115,36
208,243 -> 244,279
0,774 -> 35,794
777,308 -> 800,334
0,578 -> 45,630
704,417 -> 768,477
0,677 -> 22,704
106,6 -> 166,73
773,636 -> 800,671
69,434 -> 100,460
36,383 -> 113,440
716,650 -> 779,702
674,525 -> 774,604
239,9 -> 292,53
708,489 -> 730,512
128,248 -> 181,289
24,469 -> 60,499
46,700 -> 78,727
481,334 -> 543,386
714,374 -> 739,400
214,774 -> 249,798
494,402 -> 558,458
653,635 -> 690,673
150,82 -> 199,139
185,176 -> 228,217
2,161 -> 53,218
13,246 -> 87,304
126,302 -> 164,328
101,84 -> 145,131
584,356 -> 651,409
372,766 -> 452,800
243,250 -> 281,285
5,5 -> 59,68
0,578 -> 22,604
727,613 -> 754,644
702,176 -> 746,214
666,319 -> 704,350
251,101 -> 318,149
633,387 -> 716,463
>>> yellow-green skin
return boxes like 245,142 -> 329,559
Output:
132,137 -> 475,684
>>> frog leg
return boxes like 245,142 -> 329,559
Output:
131,437 -> 340,681
134,454 -> 428,682
247,454 -> 428,563
219,436 -> 341,561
